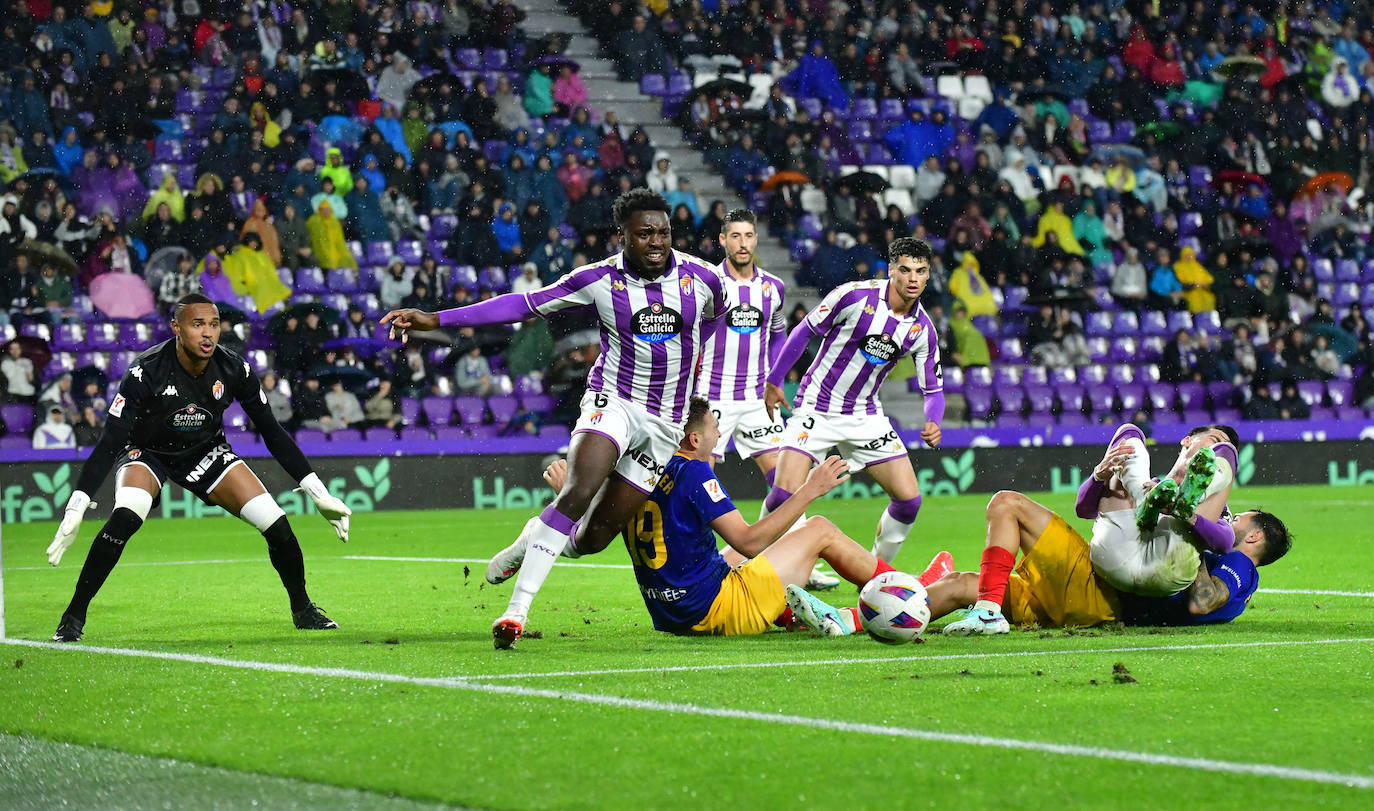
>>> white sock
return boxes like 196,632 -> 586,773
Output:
873,511 -> 915,564
505,519 -> 570,619
1117,437 -> 1153,505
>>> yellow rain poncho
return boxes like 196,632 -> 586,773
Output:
223,240 -> 291,313
318,147 -> 353,197
1172,246 -> 1216,313
141,171 -> 186,221
948,252 -> 998,317
1032,204 -> 1085,254
307,201 -> 358,270
250,102 -> 282,148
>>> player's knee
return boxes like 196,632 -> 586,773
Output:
986,490 -> 1025,519
113,486 -> 155,522
801,515 -> 837,536
240,493 -> 288,534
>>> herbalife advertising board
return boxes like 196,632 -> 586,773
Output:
1,442 -> 1371,523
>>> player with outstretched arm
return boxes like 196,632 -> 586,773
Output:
381,189 -> 728,648
47,294 -> 352,642
763,237 -> 944,567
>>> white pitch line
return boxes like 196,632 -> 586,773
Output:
343,555 -> 635,570
0,637 -> 1369,791
461,637 -> 1374,681
1259,588 -> 1374,598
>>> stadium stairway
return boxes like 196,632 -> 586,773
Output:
517,1 -> 797,287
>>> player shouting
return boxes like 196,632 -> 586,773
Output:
47,294 -> 352,642
381,189 -> 727,648
763,237 -> 944,567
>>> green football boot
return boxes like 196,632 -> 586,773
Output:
1136,478 -> 1179,532
1172,446 -> 1217,523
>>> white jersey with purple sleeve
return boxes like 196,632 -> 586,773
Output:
795,280 -> 942,416
526,250 -> 726,423
696,263 -> 786,403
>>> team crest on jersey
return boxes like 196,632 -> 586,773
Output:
128,449 -> 141,460
726,304 -> 763,334
212,380 -> 224,400
631,302 -> 683,343
860,333 -> 900,365
796,431 -> 810,443
679,276 -> 693,295
590,410 -> 604,424
761,280 -> 773,298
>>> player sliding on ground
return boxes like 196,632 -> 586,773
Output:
544,397 -> 952,635
697,209 -> 837,590
763,237 -> 944,568
791,487 -> 1290,636
382,189 -> 728,648
47,294 -> 352,642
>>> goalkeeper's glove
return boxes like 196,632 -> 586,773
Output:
47,491 -> 94,566
297,472 -> 351,542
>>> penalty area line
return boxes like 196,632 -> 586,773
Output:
0,637 -> 1370,791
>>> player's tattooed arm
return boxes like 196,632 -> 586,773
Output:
1184,559 -> 1231,616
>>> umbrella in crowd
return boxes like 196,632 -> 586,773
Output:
1213,55 -> 1266,80
1089,144 -> 1146,168
1307,214 -> 1358,237
1295,172 -> 1355,199
71,365 -> 109,392
528,54 -> 580,72
5,336 -> 52,370
90,273 -> 156,319
840,170 -> 890,194
759,170 -> 811,192
143,246 -> 191,293
306,363 -> 375,390
17,240 -> 79,276
268,302 -> 342,335
5,167 -> 58,190
323,336 -> 392,358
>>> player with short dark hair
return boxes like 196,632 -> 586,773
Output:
762,237 -> 944,569
382,189 -> 728,648
47,294 -> 352,641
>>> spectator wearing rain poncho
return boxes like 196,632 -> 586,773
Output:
307,200 -> 358,270
948,252 -> 998,317
1172,246 -> 1217,314
249,101 -> 282,148
372,104 -> 412,165
524,65 -> 555,117
1071,200 -> 1113,268
0,125 -> 28,185
240,198 -> 282,266
1032,200 -> 1084,255
1322,57 -> 1359,108
319,147 -> 354,197
199,251 -> 237,302
141,171 -> 186,222
780,41 -> 849,110
224,231 -> 291,313
376,52 -> 422,113
345,176 -> 391,243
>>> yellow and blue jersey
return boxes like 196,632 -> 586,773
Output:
626,453 -> 736,632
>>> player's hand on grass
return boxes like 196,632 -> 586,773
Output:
47,491 -> 94,566
803,455 -> 851,497
1093,444 -> 1135,482
544,459 -> 568,492
298,473 -> 352,542
380,308 -> 439,343
921,421 -> 942,448
764,382 -> 786,422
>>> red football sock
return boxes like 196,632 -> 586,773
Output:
977,546 -> 1017,605
872,559 -> 896,580
774,607 -> 796,629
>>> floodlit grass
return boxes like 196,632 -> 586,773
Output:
1,486 -> 1371,808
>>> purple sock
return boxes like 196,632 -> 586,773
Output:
764,467 -> 776,488
887,495 -> 922,524
564,518 -> 584,555
764,486 -> 793,512
538,505 -> 576,535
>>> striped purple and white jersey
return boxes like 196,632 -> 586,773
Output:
696,263 -> 787,402
795,280 -> 942,416
526,250 -> 727,423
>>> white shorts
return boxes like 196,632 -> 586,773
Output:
1089,510 -> 1200,597
710,399 -> 784,461
779,407 -> 908,471
572,390 -> 684,493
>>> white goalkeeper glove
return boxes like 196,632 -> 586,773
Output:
47,491 -> 94,566
297,472 -> 351,542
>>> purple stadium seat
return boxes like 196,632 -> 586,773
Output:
666,73 -> 693,96
963,366 -> 992,388
1137,310 -> 1168,337
1188,165 -> 1212,188
365,242 -> 394,266
52,323 -> 85,351
1058,384 -> 1086,413
224,429 -> 256,446
330,428 -> 363,442
2,403 -> 35,433
294,428 -> 328,445
964,388 -> 994,420
1175,382 -> 1206,410
1023,384 -> 1055,412
429,425 -> 464,440
1085,383 -> 1116,413
997,338 -> 1025,362
0,435 -> 30,451
450,265 -> 478,291
1117,384 -> 1146,413
398,397 -> 420,426
483,139 -> 508,164
154,140 -> 183,161
454,395 -> 486,425
799,98 -> 823,118
221,402 -> 249,431
326,268 -> 360,293
1024,413 -> 1054,428
879,98 -> 904,120
1336,405 -> 1365,421
481,48 -> 507,69
1192,311 -> 1224,334
1112,121 -> 1136,141
1335,259 -> 1361,282
992,366 -> 1023,386
399,425 -> 430,441
477,266 -> 508,292
520,394 -> 556,414
540,424 -> 571,441
1085,311 -> 1114,337
1204,381 -> 1235,408
1296,380 -> 1326,406
1108,337 -> 1138,363
1213,407 -> 1241,423
640,73 -> 667,95
487,395 -> 519,423
295,267 -> 327,294
87,323 -> 118,351
1137,335 -> 1165,362
1146,383 -> 1177,411
1163,311 -> 1191,333
1058,412 -> 1090,427
997,415 -> 1028,428
396,240 -> 424,265
850,98 -> 878,119
849,119 -> 874,141
422,395 -> 455,426
1021,366 -> 1048,386
1087,119 -> 1112,142
1085,337 -> 1110,363
455,48 -> 481,69
864,144 -> 894,164
1326,379 -> 1354,407
1334,283 -> 1361,307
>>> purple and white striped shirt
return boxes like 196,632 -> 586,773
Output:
696,262 -> 787,402
796,280 -> 942,416
527,250 -> 726,422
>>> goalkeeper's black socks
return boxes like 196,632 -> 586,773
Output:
64,507 -> 144,621
263,517 -> 311,613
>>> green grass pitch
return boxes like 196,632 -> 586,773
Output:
1,485 -> 1371,809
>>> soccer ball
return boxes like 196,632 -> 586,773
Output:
858,571 -> 931,644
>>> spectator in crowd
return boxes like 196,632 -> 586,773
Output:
294,377 -> 332,433
455,345 -> 492,396
73,405 -> 103,446
364,379 -> 399,432
260,372 -> 293,428
306,201 -> 356,270
32,405 -> 75,449
2,341 -> 36,403
324,379 -> 364,431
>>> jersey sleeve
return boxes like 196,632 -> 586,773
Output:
526,266 -> 605,316
699,265 -> 728,320
805,283 -> 859,334
681,460 -> 738,524
1193,551 -> 1258,624
769,275 -> 788,335
910,312 -> 944,396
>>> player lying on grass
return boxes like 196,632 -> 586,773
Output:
1080,422 -> 1241,598
544,397 -> 951,636
46,294 -> 352,642
762,237 -> 944,570
382,189 -> 728,648
790,489 -> 1290,636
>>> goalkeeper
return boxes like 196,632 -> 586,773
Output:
46,294 -> 351,642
